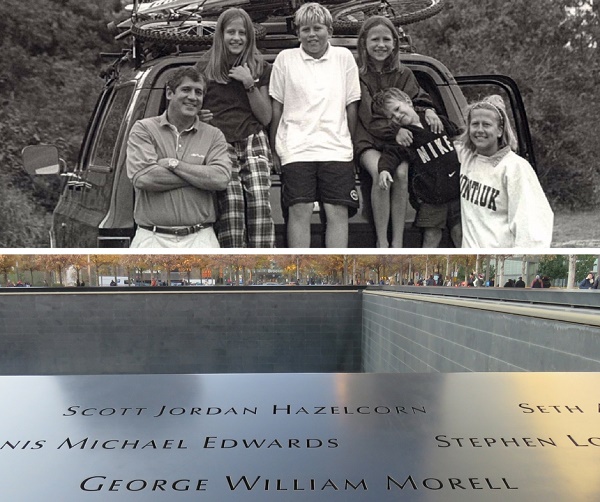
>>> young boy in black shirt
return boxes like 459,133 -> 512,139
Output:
373,88 -> 462,247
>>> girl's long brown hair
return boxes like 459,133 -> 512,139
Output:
202,8 -> 264,84
356,16 -> 402,75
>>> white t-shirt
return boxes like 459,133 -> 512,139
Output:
458,145 -> 554,248
269,44 -> 361,165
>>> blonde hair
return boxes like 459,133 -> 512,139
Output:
357,16 -> 402,75
202,8 -> 264,84
294,2 -> 333,30
461,94 -> 518,153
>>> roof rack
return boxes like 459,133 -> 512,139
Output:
108,0 -> 445,64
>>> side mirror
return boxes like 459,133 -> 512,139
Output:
22,145 -> 63,176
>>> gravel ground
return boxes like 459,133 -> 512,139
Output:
552,208 -> 600,248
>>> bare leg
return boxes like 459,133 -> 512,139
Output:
323,203 -> 349,248
288,203 -> 314,248
361,149 -> 390,248
422,228 -> 442,248
390,161 -> 409,248
450,223 -> 462,248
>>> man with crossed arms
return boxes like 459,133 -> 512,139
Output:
127,67 -> 231,247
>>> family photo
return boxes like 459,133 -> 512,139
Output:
2,2 -> 600,498
4,0 -> 598,248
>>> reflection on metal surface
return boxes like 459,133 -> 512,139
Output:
1,372 -> 600,500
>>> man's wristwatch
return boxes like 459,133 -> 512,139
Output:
168,158 -> 179,171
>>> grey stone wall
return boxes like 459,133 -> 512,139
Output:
362,289 -> 600,373
5,286 -> 598,376
0,287 -> 362,375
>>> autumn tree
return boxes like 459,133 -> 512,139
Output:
119,254 -> 142,285
67,254 -> 90,286
39,254 -> 74,286
88,254 -> 112,286
316,255 -> 346,283
15,255 -> 42,285
189,255 -> 218,284
103,255 -> 125,282
177,255 -> 199,284
248,255 -> 274,283
0,255 -> 17,285
355,255 -> 390,284
152,254 -> 181,285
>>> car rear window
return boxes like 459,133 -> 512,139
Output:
89,85 -> 135,171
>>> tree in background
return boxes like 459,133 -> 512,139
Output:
88,254 -> 114,286
67,254 -> 90,285
178,255 -> 202,284
242,255 -> 272,284
548,254 -> 596,287
316,255 -> 347,284
575,255 -> 598,282
17,255 -> 43,285
0,253 -> 596,287
40,254 -> 74,285
454,254 -> 478,285
539,255 -> 568,283
0,0 -> 123,246
154,254 -> 181,285
120,254 -> 141,285
0,255 -> 18,285
271,255 -> 299,283
412,0 -> 599,208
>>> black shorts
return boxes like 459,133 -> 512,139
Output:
415,199 -> 461,229
281,161 -> 359,209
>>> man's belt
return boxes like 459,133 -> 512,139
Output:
138,223 -> 212,236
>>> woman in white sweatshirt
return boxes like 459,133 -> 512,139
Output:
457,95 -> 553,248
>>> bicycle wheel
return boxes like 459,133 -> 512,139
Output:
132,18 -> 267,45
331,0 -> 447,35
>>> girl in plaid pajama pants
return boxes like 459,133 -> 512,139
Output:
196,8 -> 275,247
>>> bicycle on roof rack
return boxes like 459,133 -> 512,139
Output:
113,0 -> 447,48
112,0 -> 234,48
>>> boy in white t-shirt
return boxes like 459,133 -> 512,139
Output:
269,2 -> 361,248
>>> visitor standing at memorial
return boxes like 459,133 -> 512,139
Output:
531,275 -> 544,288
196,8 -> 275,248
354,16 -> 442,248
270,2 -> 361,248
457,95 -> 553,248
579,272 -> 595,289
515,276 -> 526,287
126,67 -> 231,248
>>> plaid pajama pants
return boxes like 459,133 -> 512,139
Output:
215,130 -> 276,248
